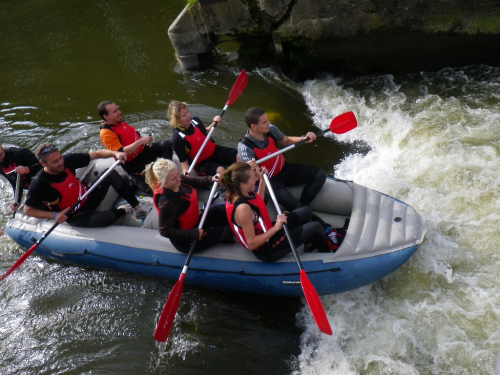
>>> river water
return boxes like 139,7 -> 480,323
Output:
1,1 -> 500,374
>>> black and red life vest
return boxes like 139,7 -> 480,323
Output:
240,133 -> 285,177
153,183 -> 200,230
37,168 -> 87,211
100,121 -> 144,162
176,120 -> 216,163
1,148 -> 31,188
225,193 -> 272,250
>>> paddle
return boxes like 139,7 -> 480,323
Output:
262,172 -> 333,335
257,111 -> 357,165
12,172 -> 21,218
0,158 -> 123,282
187,69 -> 248,174
154,180 -> 220,342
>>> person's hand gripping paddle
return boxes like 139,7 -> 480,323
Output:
187,69 -> 248,175
257,111 -> 357,165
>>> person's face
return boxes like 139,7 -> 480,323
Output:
41,151 -> 65,174
240,168 -> 258,193
103,103 -> 122,124
251,113 -> 270,134
0,144 -> 5,162
178,108 -> 191,128
163,168 -> 182,190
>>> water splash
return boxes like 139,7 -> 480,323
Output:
295,65 -> 500,374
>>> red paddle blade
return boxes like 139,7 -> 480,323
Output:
154,279 -> 185,342
0,245 -> 37,282
226,69 -> 248,106
329,111 -> 357,134
300,270 -> 333,335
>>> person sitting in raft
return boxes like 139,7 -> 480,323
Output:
98,101 -> 174,194
144,158 -> 233,254
238,107 -> 326,213
24,143 -> 152,227
168,101 -> 240,176
0,142 -> 42,212
219,161 -> 332,262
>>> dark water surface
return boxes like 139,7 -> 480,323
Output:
0,1 -> 351,374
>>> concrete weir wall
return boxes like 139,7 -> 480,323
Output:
168,0 -> 500,78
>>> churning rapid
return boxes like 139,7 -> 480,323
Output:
291,65 -> 500,374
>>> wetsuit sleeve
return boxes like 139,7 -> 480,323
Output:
181,174 -> 213,188
100,128 -> 124,152
172,132 -> 189,163
269,124 -> 285,142
238,140 -> 256,162
157,200 -> 199,242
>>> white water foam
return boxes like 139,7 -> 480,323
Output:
294,66 -> 500,374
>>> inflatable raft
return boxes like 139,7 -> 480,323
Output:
5,158 -> 426,297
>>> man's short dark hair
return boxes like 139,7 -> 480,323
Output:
35,143 -> 59,162
244,107 -> 266,128
97,101 -> 114,120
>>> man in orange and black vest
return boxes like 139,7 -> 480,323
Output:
97,101 -> 173,194
0,143 -> 41,212
238,107 -> 327,213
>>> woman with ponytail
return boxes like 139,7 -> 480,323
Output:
219,161 -> 331,262
144,158 -> 233,254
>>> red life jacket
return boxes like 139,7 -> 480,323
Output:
240,133 -> 285,177
153,183 -> 200,230
48,168 -> 87,211
225,193 -> 272,250
101,121 -> 144,162
177,120 -> 216,163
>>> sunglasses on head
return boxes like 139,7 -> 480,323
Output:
40,144 -> 56,157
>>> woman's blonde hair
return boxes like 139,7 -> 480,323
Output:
219,162 -> 252,202
168,101 -> 188,129
144,158 -> 178,191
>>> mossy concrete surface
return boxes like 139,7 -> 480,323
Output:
170,0 -> 500,77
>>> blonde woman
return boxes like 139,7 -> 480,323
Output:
144,158 -> 233,254
220,162 -> 331,262
168,101 -> 239,176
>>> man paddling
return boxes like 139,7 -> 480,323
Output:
98,101 -> 173,194
0,143 -> 41,212
238,107 -> 327,212
24,143 -> 151,227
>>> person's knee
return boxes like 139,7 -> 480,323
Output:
314,168 -> 326,184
